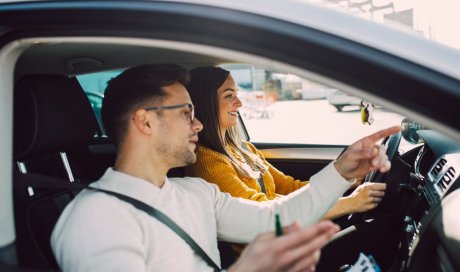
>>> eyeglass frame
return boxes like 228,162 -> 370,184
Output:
144,103 -> 195,124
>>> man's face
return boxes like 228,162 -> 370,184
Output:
152,82 -> 203,167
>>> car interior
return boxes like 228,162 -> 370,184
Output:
0,0 -> 458,266
5,36 -> 459,272
11,40 -> 255,271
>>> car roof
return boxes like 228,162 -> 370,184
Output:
172,0 -> 460,80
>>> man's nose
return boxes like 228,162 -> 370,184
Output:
192,117 -> 203,132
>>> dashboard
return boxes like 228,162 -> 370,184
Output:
416,130 -> 460,205
400,130 -> 460,271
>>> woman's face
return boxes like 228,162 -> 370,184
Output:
217,74 -> 242,130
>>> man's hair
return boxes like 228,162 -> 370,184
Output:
101,63 -> 189,146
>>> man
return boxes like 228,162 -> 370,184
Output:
51,64 -> 400,271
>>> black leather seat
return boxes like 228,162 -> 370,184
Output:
13,74 -> 104,270
14,75 -> 99,161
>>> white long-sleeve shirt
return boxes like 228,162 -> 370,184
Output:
51,163 -> 351,272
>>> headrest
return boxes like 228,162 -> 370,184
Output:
14,74 -> 99,159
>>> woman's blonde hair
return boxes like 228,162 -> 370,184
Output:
225,123 -> 268,179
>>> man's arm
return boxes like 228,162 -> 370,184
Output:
214,161 -> 351,243
214,126 -> 401,243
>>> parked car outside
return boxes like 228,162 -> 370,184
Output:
327,89 -> 362,111
296,87 -> 328,100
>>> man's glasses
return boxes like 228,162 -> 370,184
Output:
145,103 -> 195,124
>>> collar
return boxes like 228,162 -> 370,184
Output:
92,167 -> 171,206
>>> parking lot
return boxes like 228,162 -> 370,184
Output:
242,99 -> 405,145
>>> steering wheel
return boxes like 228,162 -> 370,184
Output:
363,131 -> 402,183
347,131 -> 402,224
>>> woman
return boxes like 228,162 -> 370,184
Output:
185,66 -> 386,220
185,66 -> 402,272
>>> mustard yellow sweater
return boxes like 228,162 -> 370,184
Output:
185,142 -> 307,201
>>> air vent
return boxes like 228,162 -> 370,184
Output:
430,157 -> 447,178
431,154 -> 460,199
435,167 -> 455,192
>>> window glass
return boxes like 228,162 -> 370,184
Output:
221,64 -> 406,146
77,66 -> 409,148
76,70 -> 122,133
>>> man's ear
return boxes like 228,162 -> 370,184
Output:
132,109 -> 153,135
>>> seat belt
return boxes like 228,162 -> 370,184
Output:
15,172 -> 222,272
240,142 -> 266,194
257,176 -> 266,194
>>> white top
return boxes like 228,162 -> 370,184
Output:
51,162 -> 351,272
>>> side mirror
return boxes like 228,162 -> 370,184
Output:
401,118 -> 425,144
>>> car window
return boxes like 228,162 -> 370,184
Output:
77,65 -> 408,147
76,70 -> 123,133
221,64 -> 406,146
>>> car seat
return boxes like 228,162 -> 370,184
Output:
13,74 -> 102,270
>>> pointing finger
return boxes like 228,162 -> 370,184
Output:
361,126 -> 401,144
379,160 -> 391,173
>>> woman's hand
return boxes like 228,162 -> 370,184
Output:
346,182 -> 387,213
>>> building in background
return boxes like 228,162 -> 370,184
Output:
324,0 -> 460,50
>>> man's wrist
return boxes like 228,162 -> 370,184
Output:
333,161 -> 356,182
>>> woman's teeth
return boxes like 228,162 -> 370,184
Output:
229,111 -> 239,116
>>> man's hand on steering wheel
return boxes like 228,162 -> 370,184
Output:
334,126 -> 402,181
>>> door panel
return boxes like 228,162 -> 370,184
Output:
254,143 -> 344,181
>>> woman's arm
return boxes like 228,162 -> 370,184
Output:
323,182 -> 387,219
246,142 -> 387,220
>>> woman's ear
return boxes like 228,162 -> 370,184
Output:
132,109 -> 153,135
